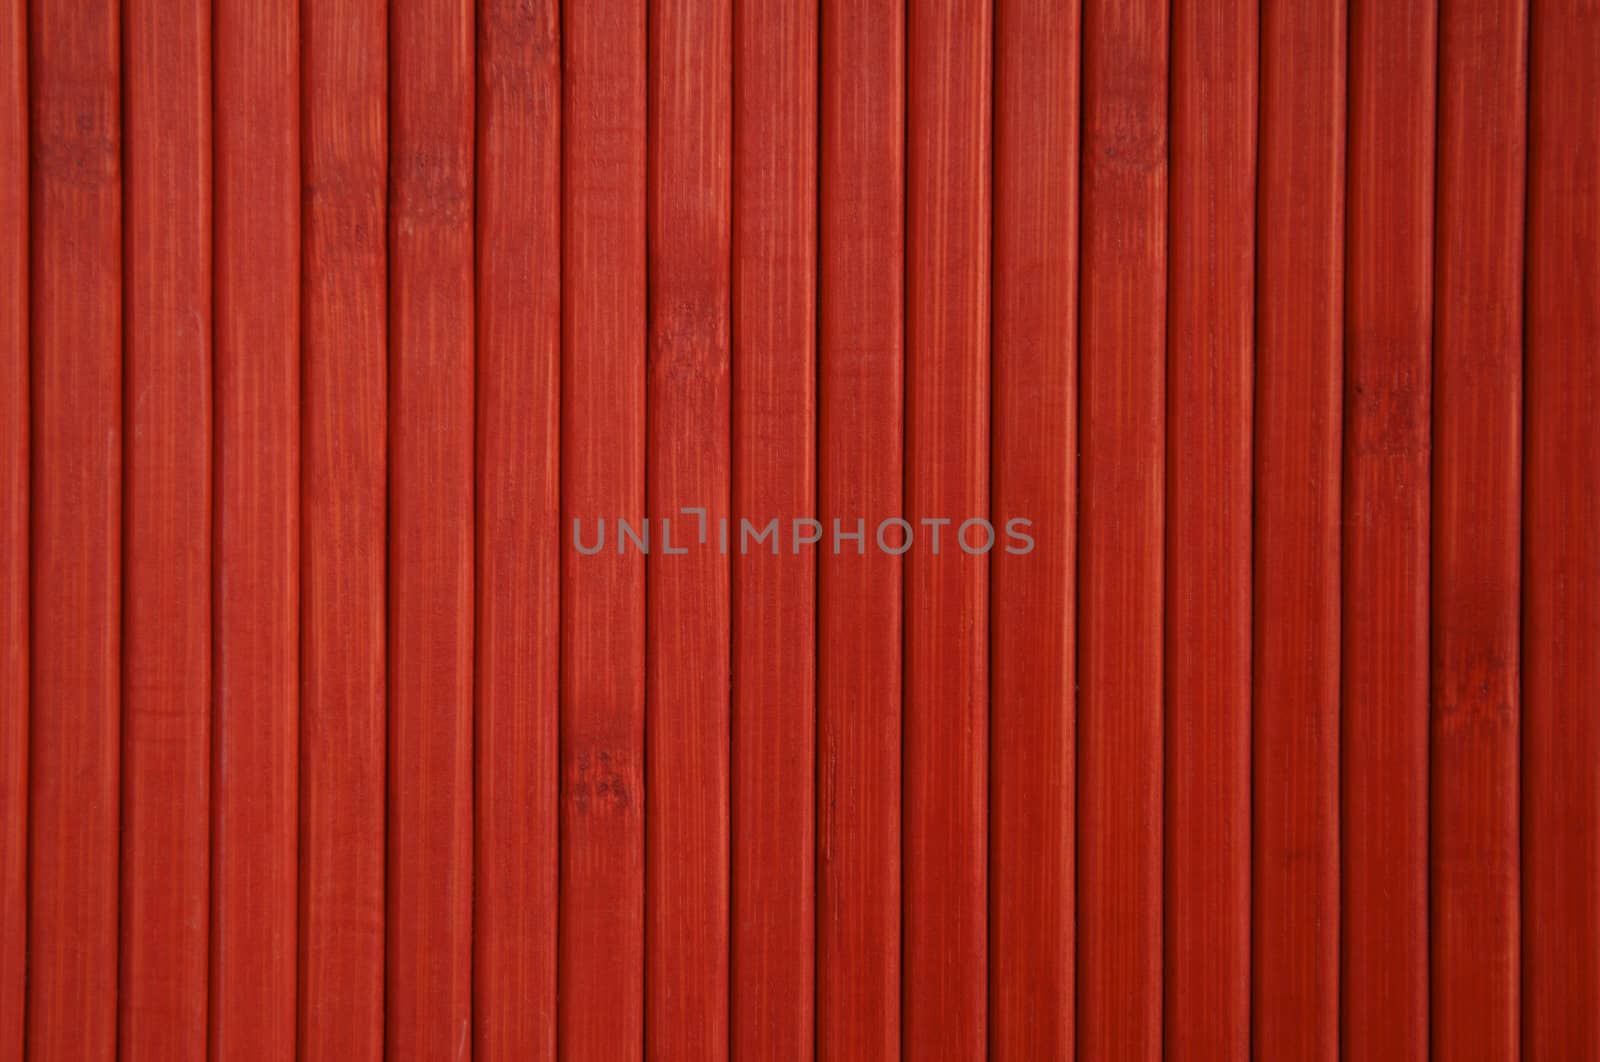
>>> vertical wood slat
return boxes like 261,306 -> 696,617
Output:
904,0 -> 990,1056
119,0 -> 212,1053
0,0 -> 25,1052
559,0 -> 647,1057
25,0 -> 123,1055
1076,0 -> 1167,1056
1430,0 -> 1526,1054
1252,0 -> 1344,1055
817,0 -> 904,1056
300,0 -> 388,1052
989,0 -> 1077,1056
730,1 -> 817,1057
645,0 -> 733,1055
1165,0 -> 1255,1056
473,0 -> 560,1057
1342,0 -> 1435,1055
1524,1 -> 1600,1056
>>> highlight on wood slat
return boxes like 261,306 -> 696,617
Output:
119,0 -> 212,1052
25,0 -> 123,1054
1076,0 -> 1167,1055
1252,0 -> 1343,1055
1342,0 -> 1435,1054
559,0 -> 648,1056
473,0 -> 560,1056
730,1 -> 818,1056
1524,1 -> 1600,1055
1430,0 -> 1526,1054
989,0 -> 1077,1056
817,0 -> 904,1056
299,0 -> 388,1052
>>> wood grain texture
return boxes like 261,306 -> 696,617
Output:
0,0 -> 25,1052
904,1 -> 990,1056
1524,1 -> 1600,1055
1430,0 -> 1526,1054
211,0 -> 300,1056
645,0 -> 732,1056
560,0 -> 647,1056
817,1 -> 903,1056
989,0 -> 1076,1056
1252,0 -> 1343,1055
474,0 -> 559,1056
387,0 -> 475,1055
730,1 -> 817,1056
25,0 -> 122,1054
1165,0 -> 1254,1056
119,0 -> 212,1052
1077,0 -> 1166,1055
300,0 -> 387,1052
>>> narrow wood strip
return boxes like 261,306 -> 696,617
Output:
730,1 -> 817,1056
1341,0 -> 1436,1054
1076,0 -> 1167,1055
904,0 -> 990,1055
1524,1 -> 1600,1055
645,0 -> 733,1056
559,0 -> 648,1056
1165,0 -> 1255,1055
1252,0 -> 1344,1055
473,0 -> 560,1056
990,0 -> 1077,1056
299,0 -> 388,1052
1430,0 -> 1526,1054
119,0 -> 212,1052
817,0 -> 904,1056
25,0 -> 122,1054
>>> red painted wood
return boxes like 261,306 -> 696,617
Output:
211,0 -> 300,1056
1343,0 -> 1435,1056
0,0 -> 25,1052
25,0 -> 122,1054
1166,0 -> 1254,1056
818,1 -> 903,1057
1077,0 -> 1166,1055
1252,0 -> 1343,1055
730,1 -> 816,1056
1430,0 -> 1526,1055
120,0 -> 212,1053
474,0 -> 559,1057
1525,1 -> 1600,1055
300,0 -> 387,1052
645,0 -> 732,1056
989,0 -> 1076,1056
560,0 -> 647,1056
904,1 -> 990,1056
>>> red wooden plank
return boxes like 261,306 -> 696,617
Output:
730,1 -> 817,1056
817,1 -> 903,1056
0,0 -> 25,1052
560,0 -> 647,1056
119,0 -> 212,1053
1165,0 -> 1254,1056
1252,0 -> 1343,1055
474,0 -> 559,1057
25,0 -> 122,1054
1342,0 -> 1435,1055
645,0 -> 732,1056
211,0 -> 300,1056
387,0 -> 475,1054
904,1 -> 990,1055
1077,0 -> 1166,1055
300,0 -> 387,1052
1430,0 -> 1526,1054
1524,1 -> 1600,1055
